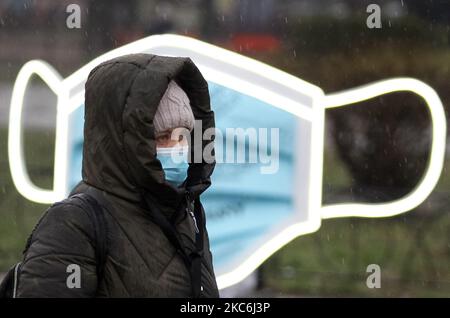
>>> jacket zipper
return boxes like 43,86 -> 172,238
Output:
185,191 -> 199,234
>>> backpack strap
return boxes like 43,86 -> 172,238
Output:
0,262 -> 21,298
70,193 -> 109,285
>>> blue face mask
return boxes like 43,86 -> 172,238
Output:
156,146 -> 189,187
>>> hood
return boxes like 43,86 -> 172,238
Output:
82,53 -> 215,214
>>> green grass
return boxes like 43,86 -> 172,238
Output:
0,128 -> 55,270
261,214 -> 450,297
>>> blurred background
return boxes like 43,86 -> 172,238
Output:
0,0 -> 449,297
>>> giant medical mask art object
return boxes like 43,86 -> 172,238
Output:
8,34 -> 446,289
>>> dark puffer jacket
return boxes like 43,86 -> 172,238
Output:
17,54 -> 219,297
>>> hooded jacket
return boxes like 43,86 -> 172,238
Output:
16,54 -> 219,297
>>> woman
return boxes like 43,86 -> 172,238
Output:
16,54 -> 218,297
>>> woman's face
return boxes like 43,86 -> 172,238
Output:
155,127 -> 188,148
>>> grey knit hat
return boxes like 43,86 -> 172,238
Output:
154,80 -> 195,136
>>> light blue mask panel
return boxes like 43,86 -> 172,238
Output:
202,83 -> 298,273
68,105 -> 84,192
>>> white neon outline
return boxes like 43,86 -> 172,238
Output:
63,35 -> 322,120
321,78 -> 447,219
7,34 -> 446,290
8,60 -> 67,203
